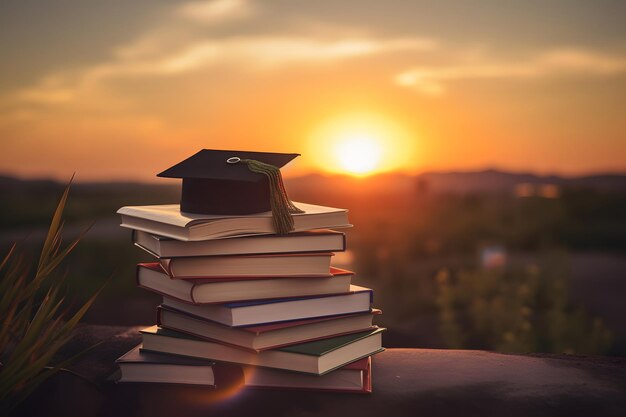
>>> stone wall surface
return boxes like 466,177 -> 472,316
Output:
12,325 -> 626,417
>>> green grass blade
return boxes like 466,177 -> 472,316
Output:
38,174 -> 73,273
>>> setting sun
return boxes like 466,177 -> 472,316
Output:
307,112 -> 416,177
334,134 -> 382,175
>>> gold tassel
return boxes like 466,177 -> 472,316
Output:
239,158 -> 304,234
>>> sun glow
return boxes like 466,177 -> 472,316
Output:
308,112 -> 416,176
334,134 -> 382,175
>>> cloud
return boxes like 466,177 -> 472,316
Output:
12,35 -> 435,105
16,79 -> 76,104
159,36 -> 434,70
6,0 -> 439,108
395,48 -> 626,95
178,0 -> 254,24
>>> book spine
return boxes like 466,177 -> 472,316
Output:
156,306 -> 163,326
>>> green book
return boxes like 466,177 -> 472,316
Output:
141,326 -> 385,375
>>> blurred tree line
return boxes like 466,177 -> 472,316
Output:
1,175 -> 624,355
435,252 -> 613,354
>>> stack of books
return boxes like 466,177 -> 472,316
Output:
115,202 -> 384,393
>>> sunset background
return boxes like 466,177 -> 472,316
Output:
2,0 -> 626,180
1,1 -> 626,356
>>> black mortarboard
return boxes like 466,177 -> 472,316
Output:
157,150 -> 301,230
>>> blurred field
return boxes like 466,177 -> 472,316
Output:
1,171 -> 625,355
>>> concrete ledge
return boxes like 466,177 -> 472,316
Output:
14,325 -> 626,417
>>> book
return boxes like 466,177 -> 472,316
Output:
140,326 -> 385,375
137,263 -> 353,304
157,305 -> 382,351
160,252 -> 334,279
133,229 -> 346,258
117,202 -> 351,241
116,345 -> 372,393
161,285 -> 374,326
116,344 -> 217,386
243,356 -> 372,393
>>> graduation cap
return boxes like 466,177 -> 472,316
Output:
158,149 -> 303,234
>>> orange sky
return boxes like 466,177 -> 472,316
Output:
1,0 -> 625,181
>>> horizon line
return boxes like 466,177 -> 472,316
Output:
2,167 -> 626,185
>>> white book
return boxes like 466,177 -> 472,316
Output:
133,229 -> 346,258
243,356 -> 372,393
161,285 -> 373,327
116,344 -> 373,392
159,252 -> 334,279
140,326 -> 385,375
158,306 -> 381,351
117,202 -> 351,241
137,263 -> 353,304
116,345 -> 216,386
